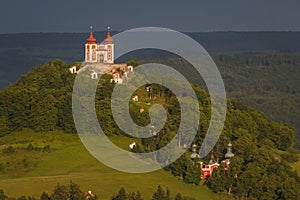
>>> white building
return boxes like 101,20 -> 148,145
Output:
111,71 -> 122,84
132,95 -> 138,101
91,72 -> 98,79
69,66 -> 77,74
79,26 -> 134,82
85,27 -> 114,64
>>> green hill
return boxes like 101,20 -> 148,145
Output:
140,54 -> 300,148
0,32 -> 299,150
0,60 -> 299,199
0,130 -> 219,199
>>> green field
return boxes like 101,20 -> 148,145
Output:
0,130 -> 225,199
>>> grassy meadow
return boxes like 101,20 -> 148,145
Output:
0,129 -> 225,199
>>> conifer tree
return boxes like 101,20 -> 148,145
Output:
174,193 -> 183,200
69,181 -> 85,200
40,192 -> 50,200
50,184 -> 69,200
112,188 -> 127,200
152,185 -> 166,200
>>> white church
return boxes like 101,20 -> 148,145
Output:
85,27 -> 114,64
72,27 -> 133,83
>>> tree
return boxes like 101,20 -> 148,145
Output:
69,181 -> 85,200
128,191 -> 143,200
169,154 -> 188,179
165,188 -> 171,200
112,188 -> 127,200
174,193 -> 183,200
0,189 -> 7,200
0,117 -> 10,137
127,58 -> 140,68
50,184 -> 69,200
40,192 -> 50,200
29,93 -> 58,132
135,191 -> 143,200
184,163 -> 201,185
206,165 -> 226,193
152,185 -> 167,200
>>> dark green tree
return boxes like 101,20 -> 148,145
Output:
29,93 -> 58,132
50,184 -> 69,200
165,188 -> 171,200
69,181 -> 85,200
127,58 -> 140,67
206,164 -> 226,193
0,117 -> 10,137
40,192 -> 50,200
174,193 -> 183,200
0,189 -> 7,200
135,191 -> 143,200
152,185 -> 166,200
112,188 -> 127,200
184,163 -> 201,185
128,191 -> 143,200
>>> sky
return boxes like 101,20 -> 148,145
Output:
1,0 -> 300,33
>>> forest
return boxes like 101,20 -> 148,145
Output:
0,60 -> 299,199
0,32 -> 299,148
138,53 -> 300,148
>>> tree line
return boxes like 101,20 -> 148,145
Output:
0,183 -> 195,200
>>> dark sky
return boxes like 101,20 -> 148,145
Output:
1,0 -> 300,33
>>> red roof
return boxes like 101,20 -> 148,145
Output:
113,71 -> 119,74
86,31 -> 97,44
104,31 -> 114,44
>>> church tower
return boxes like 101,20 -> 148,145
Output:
85,26 -> 97,63
104,27 -> 114,64
225,143 -> 234,159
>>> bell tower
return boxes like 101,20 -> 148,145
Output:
85,26 -> 97,62
104,26 -> 114,64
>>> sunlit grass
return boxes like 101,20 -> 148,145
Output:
0,130 -> 223,199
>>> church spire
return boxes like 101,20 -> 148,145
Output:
208,150 -> 215,165
86,25 -> 97,44
225,143 -> 234,159
104,26 -> 114,44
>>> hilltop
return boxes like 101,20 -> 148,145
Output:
0,32 -> 299,150
0,60 -> 299,199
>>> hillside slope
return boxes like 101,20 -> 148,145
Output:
141,54 -> 300,148
0,130 -> 220,199
0,32 -> 299,151
0,60 -> 299,199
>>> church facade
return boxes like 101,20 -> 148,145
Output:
85,27 -> 114,64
